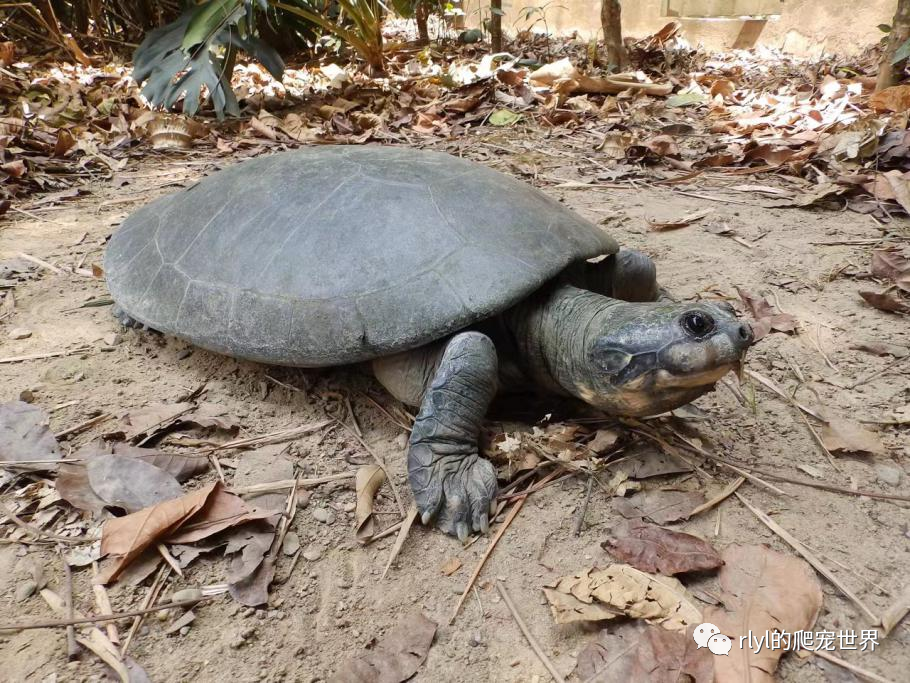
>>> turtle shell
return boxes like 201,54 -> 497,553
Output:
105,146 -> 618,366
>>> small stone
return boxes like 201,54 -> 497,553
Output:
9,328 -> 31,340
302,544 -> 323,561
311,507 -> 336,524
155,609 -> 170,621
103,332 -> 122,346
395,433 -> 408,450
179,626 -> 191,637
468,632 -> 483,647
297,491 -> 312,508
176,348 -> 193,360
875,464 -> 903,487
282,531 -> 301,557
15,579 -> 37,602
18,389 -> 34,403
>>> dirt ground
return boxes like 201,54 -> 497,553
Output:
1,130 -> 908,683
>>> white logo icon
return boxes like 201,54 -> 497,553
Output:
693,623 -> 720,649
707,633 -> 733,656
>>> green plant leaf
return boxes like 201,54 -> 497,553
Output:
182,0 -> 245,51
879,23 -> 892,33
489,109 -> 522,126
893,37 -> 910,64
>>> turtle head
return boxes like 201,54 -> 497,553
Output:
576,301 -> 753,416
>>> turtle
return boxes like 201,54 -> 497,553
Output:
105,146 -> 753,541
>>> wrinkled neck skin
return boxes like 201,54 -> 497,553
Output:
504,285 -> 727,416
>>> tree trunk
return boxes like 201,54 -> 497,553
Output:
490,0 -> 502,52
416,1 -> 430,44
600,0 -> 628,70
878,0 -> 910,90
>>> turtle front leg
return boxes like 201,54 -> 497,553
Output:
383,332 -> 499,542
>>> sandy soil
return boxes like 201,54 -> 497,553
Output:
1,130 -> 908,683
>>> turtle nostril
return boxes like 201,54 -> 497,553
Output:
738,323 -> 752,343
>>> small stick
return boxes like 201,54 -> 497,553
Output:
451,470 -> 560,624
121,564 -> 170,657
229,471 -> 355,495
0,501 -> 98,544
62,557 -> 78,660
806,649 -> 897,683
17,251 -> 64,274
744,369 -> 825,421
0,346 -> 91,365
156,543 -> 183,577
735,493 -> 880,624
268,479 -> 299,564
55,413 -> 111,440
848,356 -> 908,390
686,476 -> 745,518
0,596 -> 214,633
344,396 -> 363,439
573,476 -> 594,536
92,562 -> 120,645
664,429 -> 787,496
381,504 -> 418,579
496,581 -> 566,683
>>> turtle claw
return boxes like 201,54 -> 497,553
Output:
409,447 -> 497,542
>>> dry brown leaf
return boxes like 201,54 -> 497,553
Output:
355,464 -> 386,544
647,208 -> 713,231
709,78 -> 735,100
440,557 -> 462,576
107,402 -> 195,441
819,417 -> 886,456
614,490 -> 706,524
588,428 -> 620,453
166,487 -> 275,544
870,84 -> 910,113
872,246 -> 910,292
882,170 -> 910,214
705,544 -> 823,683
61,454 -> 184,513
98,482 -> 218,584
602,519 -> 723,575
859,289 -> 910,314
851,341 -> 909,357
576,621 -> 713,683
331,611 -> 437,683
0,401 -> 61,470
736,287 -> 797,339
543,565 -> 701,631
225,521 -> 275,607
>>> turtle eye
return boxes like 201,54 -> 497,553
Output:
682,311 -> 715,338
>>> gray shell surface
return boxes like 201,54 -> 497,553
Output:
105,146 -> 618,366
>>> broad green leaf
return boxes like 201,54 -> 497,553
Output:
182,0 -> 245,51
666,91 -> 707,108
489,109 -> 522,126
893,36 -> 910,65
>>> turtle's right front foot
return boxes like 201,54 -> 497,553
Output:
409,442 -> 497,541
405,331 -> 500,542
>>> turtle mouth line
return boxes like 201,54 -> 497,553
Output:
649,363 -> 740,391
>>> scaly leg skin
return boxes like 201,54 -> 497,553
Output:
111,304 -> 143,329
407,331 -> 499,542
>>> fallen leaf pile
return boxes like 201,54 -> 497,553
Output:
3,21 -> 909,221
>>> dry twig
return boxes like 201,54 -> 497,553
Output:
496,581 -> 566,683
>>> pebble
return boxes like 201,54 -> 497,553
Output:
395,433 -> 408,450
9,327 -> 31,340
179,626 -> 191,637
875,464 -> 903,487
282,531 -> 301,556
302,544 -> 324,561
103,332 -> 122,346
18,389 -> 34,403
312,507 -> 336,524
15,579 -> 37,602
